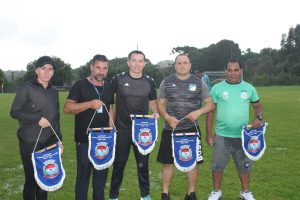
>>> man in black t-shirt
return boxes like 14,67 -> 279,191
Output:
109,50 -> 159,200
64,54 -> 114,200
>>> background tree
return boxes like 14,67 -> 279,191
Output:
172,39 -> 241,72
75,57 -> 163,87
0,69 -> 5,85
24,56 -> 72,86
0,69 -> 7,92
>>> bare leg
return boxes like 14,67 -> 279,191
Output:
212,171 -> 223,190
162,164 -> 173,193
187,166 -> 198,194
239,172 -> 250,192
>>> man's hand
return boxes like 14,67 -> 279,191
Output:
58,141 -> 64,154
186,110 -> 202,121
152,112 -> 160,119
39,117 -> 50,128
251,118 -> 263,129
206,133 -> 214,146
165,115 -> 179,129
89,99 -> 104,110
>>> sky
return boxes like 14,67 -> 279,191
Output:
0,0 -> 299,71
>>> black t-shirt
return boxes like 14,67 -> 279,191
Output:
112,72 -> 157,130
67,78 -> 114,143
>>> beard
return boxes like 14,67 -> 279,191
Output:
93,74 -> 105,82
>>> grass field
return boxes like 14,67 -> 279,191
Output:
0,86 -> 300,200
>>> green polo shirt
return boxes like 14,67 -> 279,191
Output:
210,80 -> 259,138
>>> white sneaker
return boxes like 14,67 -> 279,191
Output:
239,191 -> 255,200
208,190 -> 222,200
141,195 -> 151,200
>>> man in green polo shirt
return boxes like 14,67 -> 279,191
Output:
206,59 -> 263,200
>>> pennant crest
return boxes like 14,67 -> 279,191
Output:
32,144 -> 65,191
95,142 -> 109,159
43,159 -> 59,178
172,133 -> 202,172
138,128 -> 153,146
132,116 -> 158,155
242,123 -> 267,161
179,145 -> 193,161
88,128 -> 116,170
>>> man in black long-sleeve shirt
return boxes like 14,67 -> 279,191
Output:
10,56 -> 62,200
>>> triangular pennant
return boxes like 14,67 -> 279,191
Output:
172,132 -> 202,172
88,128 -> 116,170
32,144 -> 65,191
242,123 -> 267,161
132,116 -> 158,155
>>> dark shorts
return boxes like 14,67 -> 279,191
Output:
212,135 -> 252,173
157,126 -> 203,164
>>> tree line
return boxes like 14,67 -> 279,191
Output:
1,24 -> 299,92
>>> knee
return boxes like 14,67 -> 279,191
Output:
212,162 -> 226,171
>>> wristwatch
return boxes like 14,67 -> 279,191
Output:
256,115 -> 263,121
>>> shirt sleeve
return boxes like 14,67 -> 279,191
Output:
148,78 -> 157,100
105,82 -> 115,105
210,85 -> 218,104
10,85 -> 42,124
67,80 -> 81,102
158,80 -> 166,99
111,75 -> 119,93
56,91 -> 62,140
250,85 -> 260,103
200,80 -> 211,100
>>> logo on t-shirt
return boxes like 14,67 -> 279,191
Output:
124,83 -> 130,87
189,84 -> 196,91
222,91 -> 229,100
240,91 -> 248,99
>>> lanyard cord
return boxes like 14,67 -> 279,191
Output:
86,103 -> 116,134
86,77 -> 116,132
90,76 -> 104,101
33,123 -> 62,153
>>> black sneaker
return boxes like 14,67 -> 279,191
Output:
161,193 -> 170,200
184,192 -> 197,200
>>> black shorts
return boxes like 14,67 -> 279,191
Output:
156,126 -> 203,164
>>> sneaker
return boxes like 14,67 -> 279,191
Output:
208,190 -> 222,200
161,193 -> 170,200
109,198 -> 118,200
141,194 -> 151,200
184,192 -> 197,200
239,191 -> 255,200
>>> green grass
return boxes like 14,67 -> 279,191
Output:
0,86 -> 299,200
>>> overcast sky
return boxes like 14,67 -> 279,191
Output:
0,0 -> 299,71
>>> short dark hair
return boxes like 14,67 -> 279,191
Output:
226,58 -> 242,69
175,53 -> 191,63
92,54 -> 108,65
128,50 -> 145,60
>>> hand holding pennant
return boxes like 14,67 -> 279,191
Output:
242,123 -> 268,161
